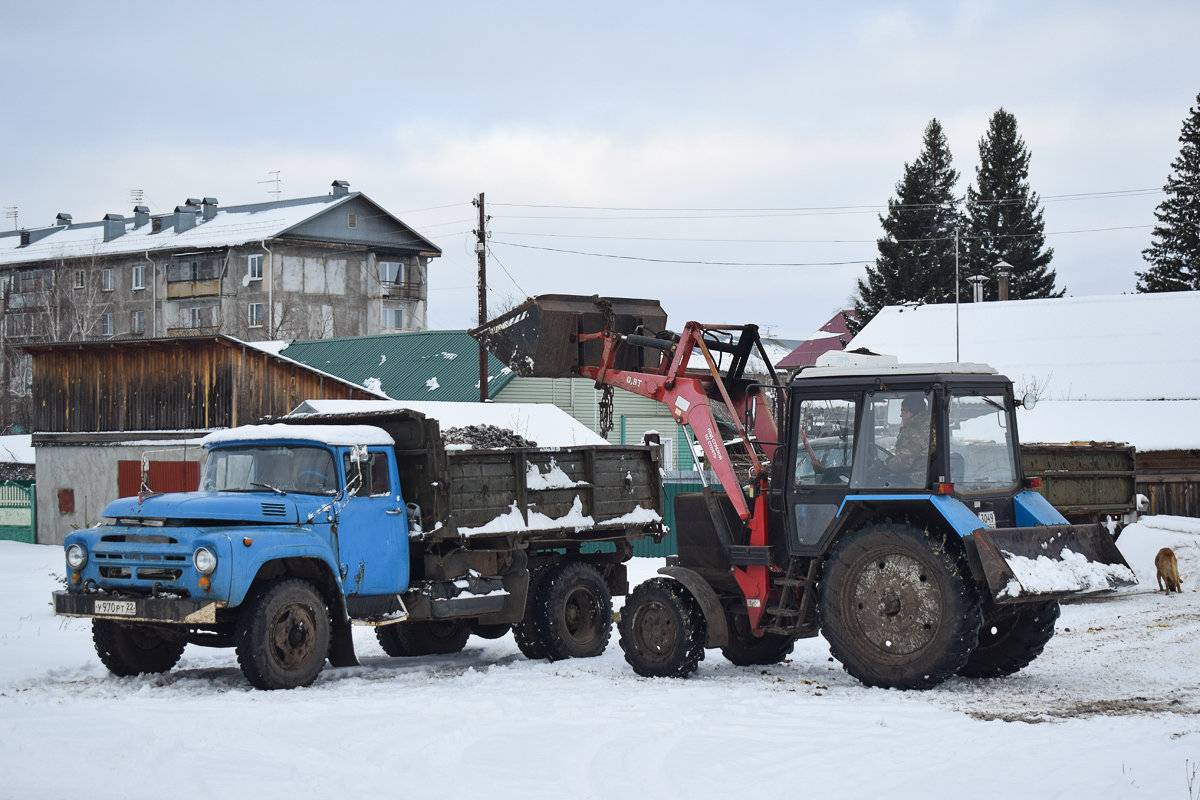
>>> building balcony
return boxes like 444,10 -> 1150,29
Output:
382,281 -> 422,301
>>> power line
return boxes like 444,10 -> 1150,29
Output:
490,241 -> 870,267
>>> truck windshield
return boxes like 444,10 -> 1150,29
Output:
947,394 -> 1017,493
199,445 -> 339,496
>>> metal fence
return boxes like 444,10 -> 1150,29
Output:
0,481 -> 36,544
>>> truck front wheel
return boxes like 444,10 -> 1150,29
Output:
618,578 -> 706,678
235,578 -> 331,690
93,620 -> 186,677
819,522 -> 981,690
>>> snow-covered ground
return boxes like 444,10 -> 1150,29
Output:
2,519 -> 1198,800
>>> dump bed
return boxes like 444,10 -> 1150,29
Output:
280,406 -> 664,548
1020,442 -> 1136,526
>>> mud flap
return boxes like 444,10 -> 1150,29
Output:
964,523 -> 1137,604
328,622 -> 359,667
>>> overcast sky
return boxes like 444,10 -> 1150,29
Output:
3,1 -> 1197,337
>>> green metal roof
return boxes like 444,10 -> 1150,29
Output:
278,330 -> 515,402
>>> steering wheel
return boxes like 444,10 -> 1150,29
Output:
298,470 -> 333,491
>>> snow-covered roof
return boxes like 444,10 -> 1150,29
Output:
849,292 -> 1200,451
796,362 -> 998,379
202,424 -> 394,447
850,292 -> 1200,402
288,400 -> 610,447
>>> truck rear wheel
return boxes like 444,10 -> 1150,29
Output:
720,611 -> 796,667
235,578 -> 331,690
376,620 -> 470,657
92,620 -> 186,677
959,599 -> 1059,678
819,522 -> 981,690
513,565 -> 553,660
618,578 -> 706,678
534,562 -> 614,661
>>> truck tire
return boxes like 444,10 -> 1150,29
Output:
235,578 -> 331,690
376,620 -> 470,657
534,562 -> 614,661
92,620 -> 186,677
819,521 -> 981,690
618,578 -> 707,678
513,565 -> 553,660
468,622 -> 512,640
959,599 -> 1059,678
720,611 -> 796,667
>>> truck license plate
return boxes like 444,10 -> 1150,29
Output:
95,600 -> 136,616
977,511 -> 997,528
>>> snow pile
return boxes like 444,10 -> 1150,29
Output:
526,459 -> 581,489
202,424 -> 394,447
459,496 -> 594,535
601,506 -> 664,526
998,547 -> 1137,598
444,425 -> 537,449
362,377 -> 389,397
426,377 -> 440,392
1117,515 -> 1200,589
291,400 -> 609,447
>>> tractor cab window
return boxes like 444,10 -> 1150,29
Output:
342,451 -> 392,498
947,394 -> 1017,493
793,398 -> 857,486
850,390 -> 934,490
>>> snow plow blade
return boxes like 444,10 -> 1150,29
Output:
469,294 -> 668,378
964,523 -> 1137,604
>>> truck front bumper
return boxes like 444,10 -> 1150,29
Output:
54,591 -> 221,624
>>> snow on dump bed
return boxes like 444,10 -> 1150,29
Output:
998,548 -> 1137,599
456,495 -> 663,536
202,424 -> 394,447
290,400 -> 608,447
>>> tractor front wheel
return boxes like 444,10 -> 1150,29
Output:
720,610 -> 796,666
618,578 -> 706,678
959,599 -> 1059,678
819,522 -> 981,690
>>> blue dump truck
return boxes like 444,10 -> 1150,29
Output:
53,407 -> 664,689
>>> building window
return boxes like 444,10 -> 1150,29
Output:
73,270 -> 85,289
131,310 -> 145,334
382,307 -> 404,330
132,265 -> 145,291
248,303 -> 263,328
248,254 -> 263,280
348,213 -> 358,229
102,268 -> 114,292
188,307 -> 203,328
99,313 -> 113,337
380,261 -> 404,284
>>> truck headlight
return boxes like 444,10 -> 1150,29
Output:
193,547 -> 217,575
66,544 -> 87,570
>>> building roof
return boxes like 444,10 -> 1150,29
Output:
0,184 -> 441,267
278,330 -> 517,402
777,310 -> 855,368
848,291 -> 1200,451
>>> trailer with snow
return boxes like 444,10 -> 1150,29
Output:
473,294 -> 1138,689
52,405 -> 664,689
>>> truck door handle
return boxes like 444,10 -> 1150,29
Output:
386,508 -> 404,515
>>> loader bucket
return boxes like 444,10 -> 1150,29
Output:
965,523 -> 1137,604
469,294 -> 668,378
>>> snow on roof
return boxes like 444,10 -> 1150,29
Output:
244,339 -> 292,357
1016,400 -> 1200,451
796,362 -> 997,379
850,292 -> 1200,402
0,435 -> 34,464
201,424 -> 394,447
288,400 -> 610,447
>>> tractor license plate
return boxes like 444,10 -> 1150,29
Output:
95,600 -> 136,616
977,511 -> 997,528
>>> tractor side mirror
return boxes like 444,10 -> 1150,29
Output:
1021,392 -> 1037,410
744,395 -> 758,432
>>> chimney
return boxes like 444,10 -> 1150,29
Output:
103,213 -> 126,242
331,180 -> 350,198
968,275 -> 988,303
55,213 -> 72,227
185,197 -> 202,207
133,205 -> 151,228
995,260 -> 1013,301
173,205 -> 199,233
202,197 -> 219,222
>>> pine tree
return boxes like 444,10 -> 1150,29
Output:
964,108 -> 1060,300
852,119 -> 963,331
1137,91 -> 1200,293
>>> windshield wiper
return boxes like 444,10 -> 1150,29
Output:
251,481 -> 287,496
981,396 -> 1005,412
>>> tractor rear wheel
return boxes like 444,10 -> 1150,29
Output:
819,521 -> 981,690
720,610 -> 796,666
959,599 -> 1059,678
618,578 -> 706,678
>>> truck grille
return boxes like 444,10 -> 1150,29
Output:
137,568 -> 183,581
99,566 -> 131,579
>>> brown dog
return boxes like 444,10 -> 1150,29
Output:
1156,547 -> 1182,593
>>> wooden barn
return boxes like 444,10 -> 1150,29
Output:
22,335 -> 382,544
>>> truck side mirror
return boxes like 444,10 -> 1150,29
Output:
350,444 -> 368,463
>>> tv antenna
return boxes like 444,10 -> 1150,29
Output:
129,189 -> 144,205
4,206 -> 16,231
259,171 -> 282,200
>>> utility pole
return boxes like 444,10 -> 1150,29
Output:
473,192 -> 489,402
954,227 -> 960,362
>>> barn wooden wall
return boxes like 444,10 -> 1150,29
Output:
28,338 -> 374,433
